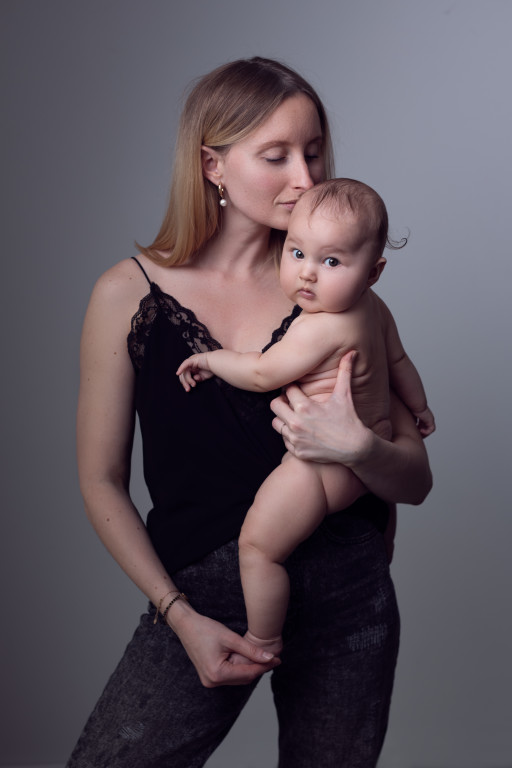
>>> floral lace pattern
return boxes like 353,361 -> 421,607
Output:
127,282 -> 300,372
128,284 -> 222,371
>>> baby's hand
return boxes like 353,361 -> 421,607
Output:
414,406 -> 436,438
176,354 -> 213,392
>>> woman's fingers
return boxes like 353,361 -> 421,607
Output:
270,393 -> 290,440
276,383 -> 308,410
269,350 -> 368,464
204,634 -> 279,687
270,386 -> 308,440
178,613 -> 279,688
270,392 -> 289,419
332,349 -> 357,397
227,632 -> 276,663
271,351 -> 356,424
214,661 -> 278,686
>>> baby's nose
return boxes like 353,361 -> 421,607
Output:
300,263 -> 316,281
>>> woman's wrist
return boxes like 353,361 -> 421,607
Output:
349,426 -> 431,504
340,421 -> 375,469
164,594 -> 196,633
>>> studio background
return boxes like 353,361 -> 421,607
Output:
1,1 -> 511,766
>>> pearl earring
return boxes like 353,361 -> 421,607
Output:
218,183 -> 228,208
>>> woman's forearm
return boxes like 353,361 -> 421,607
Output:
82,479 -> 280,685
81,478 -> 184,620
77,264 -> 279,686
346,421 -> 432,505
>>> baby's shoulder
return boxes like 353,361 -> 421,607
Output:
290,309 -> 350,334
287,311 -> 358,353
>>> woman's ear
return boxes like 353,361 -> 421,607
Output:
367,257 -> 386,287
201,146 -> 224,184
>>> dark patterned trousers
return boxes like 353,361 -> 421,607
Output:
67,513 -> 400,768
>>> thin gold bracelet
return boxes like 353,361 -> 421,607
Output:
153,590 -> 180,624
161,593 -> 188,623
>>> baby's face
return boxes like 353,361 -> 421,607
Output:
280,201 -> 379,313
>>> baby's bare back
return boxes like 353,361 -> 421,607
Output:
295,290 -> 392,438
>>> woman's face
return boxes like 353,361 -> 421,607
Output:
217,94 -> 325,231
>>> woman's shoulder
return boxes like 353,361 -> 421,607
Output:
90,257 -> 152,309
81,258 -> 155,345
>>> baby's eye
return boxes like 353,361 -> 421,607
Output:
323,257 -> 340,267
292,248 -> 304,260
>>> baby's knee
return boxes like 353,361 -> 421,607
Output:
238,528 -> 268,566
238,527 -> 258,556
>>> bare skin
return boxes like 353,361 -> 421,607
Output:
77,95 -> 432,686
271,353 -> 432,504
77,257 -> 287,686
177,197 -> 434,649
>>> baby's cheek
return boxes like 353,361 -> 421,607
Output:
279,267 -> 296,298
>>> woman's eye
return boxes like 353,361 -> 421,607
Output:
324,257 -> 339,267
264,156 -> 285,163
292,249 -> 304,260
305,143 -> 321,162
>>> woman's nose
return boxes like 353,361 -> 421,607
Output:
291,156 -> 315,191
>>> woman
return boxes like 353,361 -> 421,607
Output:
69,57 -> 432,768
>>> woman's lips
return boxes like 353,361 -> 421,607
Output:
279,200 -> 299,211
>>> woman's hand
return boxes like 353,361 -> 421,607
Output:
271,350 -> 432,505
271,351 -> 373,465
170,602 -> 280,687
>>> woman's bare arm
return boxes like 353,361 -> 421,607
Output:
77,261 -> 279,686
270,351 -> 432,505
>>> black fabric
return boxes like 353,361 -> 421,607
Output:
67,530 -> 399,768
127,274 -> 388,575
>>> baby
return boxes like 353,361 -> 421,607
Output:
177,178 -> 435,656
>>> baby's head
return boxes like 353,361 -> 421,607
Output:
300,178 -> 390,257
281,179 -> 396,313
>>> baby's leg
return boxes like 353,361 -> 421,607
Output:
239,456 -> 365,651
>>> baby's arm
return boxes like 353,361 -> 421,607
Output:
177,315 -> 340,394
380,299 -> 435,437
176,352 -> 215,392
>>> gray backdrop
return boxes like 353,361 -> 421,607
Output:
2,1 -> 511,766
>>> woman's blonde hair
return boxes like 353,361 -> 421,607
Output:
138,57 -> 335,267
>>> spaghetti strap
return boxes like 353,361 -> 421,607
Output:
131,256 -> 152,286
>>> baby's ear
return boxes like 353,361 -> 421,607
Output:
367,257 -> 386,287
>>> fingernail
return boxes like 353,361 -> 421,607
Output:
262,652 -> 274,660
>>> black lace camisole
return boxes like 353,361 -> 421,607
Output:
127,257 -> 388,575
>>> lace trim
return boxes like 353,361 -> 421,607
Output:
128,284 -> 222,371
127,282 -> 301,372
263,304 -> 301,352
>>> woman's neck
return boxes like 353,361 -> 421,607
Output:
194,218 -> 274,277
